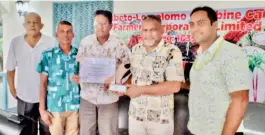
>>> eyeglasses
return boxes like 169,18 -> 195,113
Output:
94,21 -> 109,27
25,21 -> 40,25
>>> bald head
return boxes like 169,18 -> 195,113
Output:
23,12 -> 43,36
24,12 -> 42,23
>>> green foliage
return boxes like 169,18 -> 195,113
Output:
247,52 -> 265,72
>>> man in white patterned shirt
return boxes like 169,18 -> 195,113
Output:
188,6 -> 250,135
126,15 -> 184,135
72,10 -> 130,135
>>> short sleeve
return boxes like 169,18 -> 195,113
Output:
223,48 -> 251,93
5,40 -> 17,71
36,52 -> 49,75
76,40 -> 86,63
165,47 -> 185,82
118,43 -> 131,65
73,61 -> 80,75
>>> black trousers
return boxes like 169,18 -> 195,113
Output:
17,97 -> 50,135
174,89 -> 192,135
190,133 -> 243,135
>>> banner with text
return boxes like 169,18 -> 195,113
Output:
112,7 -> 265,103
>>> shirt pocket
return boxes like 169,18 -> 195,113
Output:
152,56 -> 168,69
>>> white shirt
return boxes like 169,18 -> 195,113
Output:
6,34 -> 56,103
188,37 -> 250,134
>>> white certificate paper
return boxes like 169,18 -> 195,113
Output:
80,57 -> 116,83
109,84 -> 127,93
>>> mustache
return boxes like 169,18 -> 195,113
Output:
144,39 -> 156,43
143,39 -> 155,42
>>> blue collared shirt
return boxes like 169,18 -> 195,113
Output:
37,45 -> 80,112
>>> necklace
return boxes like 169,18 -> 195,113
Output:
192,39 -> 225,72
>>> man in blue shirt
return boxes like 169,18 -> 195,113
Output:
37,21 -> 80,135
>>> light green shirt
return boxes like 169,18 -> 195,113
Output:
188,37 -> 251,135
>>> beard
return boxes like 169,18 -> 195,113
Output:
143,39 -> 156,47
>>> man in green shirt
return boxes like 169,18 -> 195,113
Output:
37,21 -> 80,135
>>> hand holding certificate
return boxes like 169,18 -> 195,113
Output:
79,57 -> 116,84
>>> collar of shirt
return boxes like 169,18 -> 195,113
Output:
140,39 -> 165,55
196,36 -> 223,58
54,45 -> 77,56
23,33 -> 46,47
92,34 -> 114,46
